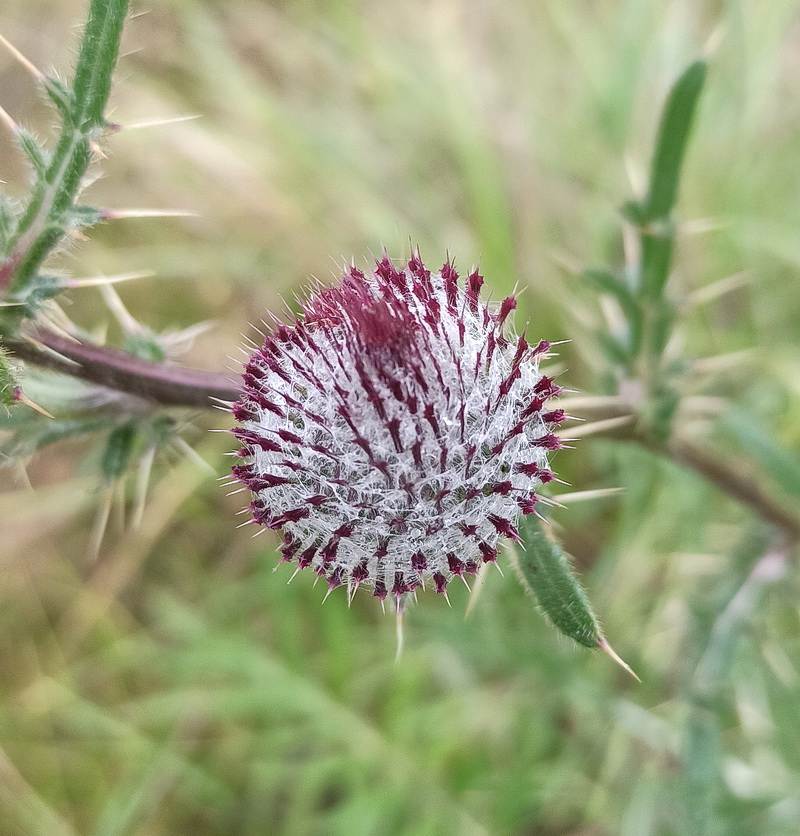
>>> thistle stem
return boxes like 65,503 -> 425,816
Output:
0,0 -> 130,298
5,326 -> 238,407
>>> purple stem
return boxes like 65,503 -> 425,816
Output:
6,326 -> 240,408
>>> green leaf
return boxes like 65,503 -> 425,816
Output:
0,340 -> 19,407
682,707 -> 722,836
723,409 -> 800,499
122,332 -> 167,363
643,60 -> 707,223
0,414 -> 108,459
639,224 -> 675,301
42,76 -> 74,116
584,270 -> 643,356
17,130 -> 50,176
620,199 -> 647,226
101,421 -> 137,480
595,331 -> 632,367
646,387 -> 680,442
584,268 -> 640,322
516,515 -> 600,648
12,274 -> 64,309
0,196 -> 18,255
67,204 -> 104,229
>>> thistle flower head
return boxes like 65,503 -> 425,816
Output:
231,253 -> 565,607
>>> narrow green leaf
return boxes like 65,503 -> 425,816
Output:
643,61 -> 707,222
42,76 -> 74,116
637,386 -> 680,442
584,268 -> 640,322
595,331 -> 632,367
0,195 -> 18,254
123,332 -> 167,363
639,224 -> 675,301
682,706 -> 722,836
17,130 -> 50,176
12,273 -> 64,309
516,515 -> 600,648
620,199 -> 647,226
723,409 -> 800,499
646,297 -> 675,357
101,421 -> 137,480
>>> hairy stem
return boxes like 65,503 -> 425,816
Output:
0,0 -> 130,298
6,327 -> 238,407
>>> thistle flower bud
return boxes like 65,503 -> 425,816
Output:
232,253 -> 565,608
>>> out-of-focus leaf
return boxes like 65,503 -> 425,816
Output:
584,268 -> 643,352
723,409 -> 800,499
647,298 -> 674,357
596,331 -> 633,367
0,414 -> 107,460
646,387 -> 680,442
101,422 -> 137,480
123,332 -> 167,363
643,61 -> 707,223
639,225 -> 674,302
682,707 -> 722,836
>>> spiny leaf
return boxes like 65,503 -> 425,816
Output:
516,514 -> 600,648
71,0 -> 131,129
516,516 -> 640,679
3,0 -> 130,302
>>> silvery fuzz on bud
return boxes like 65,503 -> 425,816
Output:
231,254 -> 565,609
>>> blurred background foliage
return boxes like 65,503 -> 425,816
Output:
2,0 -> 800,834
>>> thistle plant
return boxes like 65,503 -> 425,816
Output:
4,2 -> 800,834
1,0 -> 798,667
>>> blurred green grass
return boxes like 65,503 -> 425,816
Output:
2,0 -> 800,834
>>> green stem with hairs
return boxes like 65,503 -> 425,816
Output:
0,0 -> 129,302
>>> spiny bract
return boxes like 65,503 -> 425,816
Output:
231,253 -> 565,608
